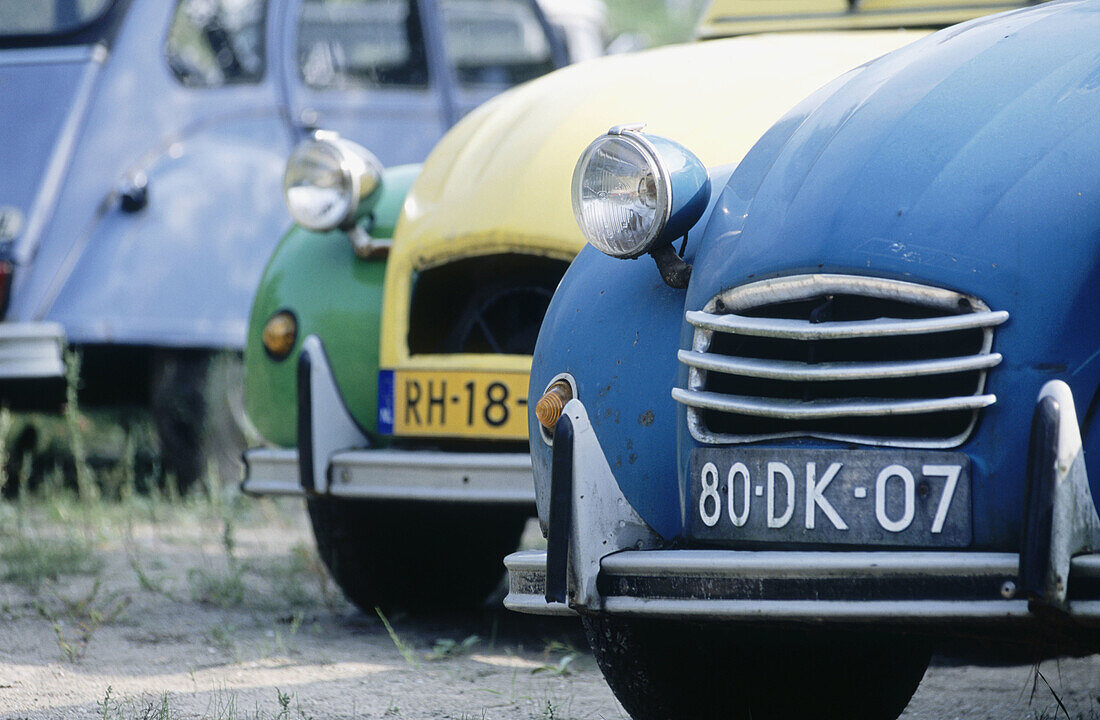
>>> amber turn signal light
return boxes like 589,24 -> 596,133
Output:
262,311 -> 297,360
536,380 -> 573,430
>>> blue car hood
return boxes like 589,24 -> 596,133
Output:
689,0 -> 1100,375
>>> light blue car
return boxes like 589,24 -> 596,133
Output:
0,0 -> 570,486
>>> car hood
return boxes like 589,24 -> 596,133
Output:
378,30 -> 927,366
393,31 -> 928,263
688,0 -> 1100,371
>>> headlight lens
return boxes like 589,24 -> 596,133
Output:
571,133 -> 670,258
283,133 -> 382,232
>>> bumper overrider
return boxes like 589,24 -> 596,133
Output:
0,322 -> 66,378
0,321 -> 67,409
241,335 -> 535,504
504,384 -> 1100,625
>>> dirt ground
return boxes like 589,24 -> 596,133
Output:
0,496 -> 1097,720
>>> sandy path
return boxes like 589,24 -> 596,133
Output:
0,498 -> 1096,719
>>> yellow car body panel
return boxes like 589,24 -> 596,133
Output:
378,29 -> 927,404
697,0 -> 1031,37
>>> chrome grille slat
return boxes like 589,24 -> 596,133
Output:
672,388 -> 996,420
685,309 -> 1009,340
676,274 -> 1006,449
677,349 -> 1003,381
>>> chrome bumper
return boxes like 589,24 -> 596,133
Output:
0,322 -> 65,378
242,333 -> 535,505
505,549 -> 1100,621
508,381 -> 1100,625
241,446 -> 535,504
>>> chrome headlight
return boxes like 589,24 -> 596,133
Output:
283,131 -> 382,232
571,125 -> 709,259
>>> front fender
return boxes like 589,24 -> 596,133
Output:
529,166 -> 735,539
245,165 -> 419,447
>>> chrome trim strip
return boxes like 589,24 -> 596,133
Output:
504,549 -> 1100,620
0,44 -> 104,66
600,550 -> 1019,579
1067,601 -> 1100,618
708,2 -> 1027,26
681,274 -> 1004,449
705,274 -> 991,314
685,309 -> 1009,340
677,349 -> 1002,381
240,447 -> 302,497
241,447 -> 535,503
504,549 -> 577,616
672,388 -> 996,419
0,321 -> 66,378
15,45 -> 108,266
600,598 -> 1032,621
328,449 -> 534,504
1072,554 -> 1100,577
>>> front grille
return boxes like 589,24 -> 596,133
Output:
407,253 -> 570,355
673,274 -> 1008,448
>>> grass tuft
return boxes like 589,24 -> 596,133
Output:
376,607 -> 419,669
427,634 -> 480,661
0,535 -> 102,589
187,563 -> 247,608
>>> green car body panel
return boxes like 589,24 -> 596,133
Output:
244,164 -> 420,447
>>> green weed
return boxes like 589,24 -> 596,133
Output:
96,686 -> 318,720
188,562 -> 247,608
376,607 -> 419,668
531,654 -> 577,677
38,577 -> 130,662
427,634 -> 480,661
0,535 -> 102,589
269,611 -> 305,657
62,350 -> 98,503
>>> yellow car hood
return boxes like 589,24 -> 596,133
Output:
381,30 -> 926,368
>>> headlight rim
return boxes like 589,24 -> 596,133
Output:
283,131 -> 383,233
572,127 -> 674,260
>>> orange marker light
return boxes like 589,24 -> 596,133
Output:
536,380 -> 573,430
262,311 -> 297,360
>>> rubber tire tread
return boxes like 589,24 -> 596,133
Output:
581,615 -> 930,720
307,497 -> 528,612
150,351 -> 247,493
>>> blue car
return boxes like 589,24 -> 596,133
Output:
507,2 -> 1100,719
0,0 -> 568,485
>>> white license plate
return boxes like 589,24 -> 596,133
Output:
688,448 -> 971,546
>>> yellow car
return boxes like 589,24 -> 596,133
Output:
242,0 -> 1033,611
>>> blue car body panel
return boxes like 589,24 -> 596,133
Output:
529,166 -> 736,538
1,0 -> 563,353
535,0 -> 1100,551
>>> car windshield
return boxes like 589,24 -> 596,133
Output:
442,0 -> 555,87
298,0 -> 429,89
0,0 -> 117,39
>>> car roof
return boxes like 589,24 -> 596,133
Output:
696,0 -> 1044,39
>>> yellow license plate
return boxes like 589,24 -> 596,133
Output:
383,370 -> 530,439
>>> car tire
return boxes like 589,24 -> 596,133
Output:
581,615 -> 930,720
150,350 -> 250,493
306,496 -> 528,612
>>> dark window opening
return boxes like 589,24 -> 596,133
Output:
298,0 -> 428,89
407,253 -> 570,355
166,0 -> 267,87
